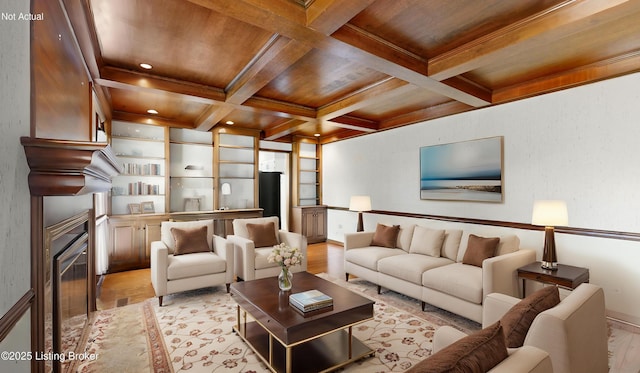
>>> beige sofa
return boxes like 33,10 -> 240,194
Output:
433,283 -> 608,373
344,224 -> 536,323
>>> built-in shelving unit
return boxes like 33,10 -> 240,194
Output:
214,128 -> 259,210
293,137 -> 321,206
110,121 -> 167,215
169,128 -> 214,212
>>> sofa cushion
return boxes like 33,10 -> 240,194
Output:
246,221 -> 279,248
406,321 -> 508,373
378,254 -> 454,285
441,229 -> 463,261
167,252 -> 226,280
496,234 -> 520,256
254,247 -> 280,270
500,285 -> 561,348
170,226 -> 211,255
345,247 -> 406,271
422,263 -> 483,304
397,224 -> 416,252
371,223 -> 401,248
462,234 -> 500,267
409,226 -> 445,257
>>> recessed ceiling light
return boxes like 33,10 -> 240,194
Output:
225,121 -> 234,125
140,63 -> 152,69
147,109 -> 158,115
314,133 -> 321,137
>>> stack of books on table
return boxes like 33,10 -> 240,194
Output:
289,290 -> 333,313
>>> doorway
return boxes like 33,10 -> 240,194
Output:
258,151 -> 290,230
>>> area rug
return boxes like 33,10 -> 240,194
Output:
74,274 -> 482,372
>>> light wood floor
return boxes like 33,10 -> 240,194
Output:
97,241 -> 345,310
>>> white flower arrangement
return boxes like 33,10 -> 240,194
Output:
268,242 -> 303,269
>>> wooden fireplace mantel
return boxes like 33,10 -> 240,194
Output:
21,137 -> 121,196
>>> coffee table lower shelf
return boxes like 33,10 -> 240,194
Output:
233,321 -> 374,373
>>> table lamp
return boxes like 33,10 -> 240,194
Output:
532,200 -> 568,270
349,196 -> 371,232
221,182 -> 231,210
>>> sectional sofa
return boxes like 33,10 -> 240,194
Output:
344,223 -> 536,323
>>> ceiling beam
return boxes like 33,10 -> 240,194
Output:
317,77 -> 412,120
112,111 -> 194,129
194,105 -> 235,132
305,0 -> 376,34
224,0 -> 377,106
323,117 -> 378,132
226,36 -> 311,105
263,118 -> 312,140
188,0 -> 491,107
493,49 -> 640,103
379,101 -> 474,130
428,0 -> 633,80
97,67 -> 323,124
97,66 -> 225,104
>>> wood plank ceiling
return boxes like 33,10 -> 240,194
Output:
67,0 -> 640,144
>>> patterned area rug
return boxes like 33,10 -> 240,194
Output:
74,274 -> 482,372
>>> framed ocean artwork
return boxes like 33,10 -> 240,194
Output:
420,136 -> 503,202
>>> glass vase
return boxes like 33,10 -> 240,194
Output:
278,267 -> 293,291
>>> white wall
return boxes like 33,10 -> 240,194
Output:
0,0 -> 34,370
323,72 -> 640,325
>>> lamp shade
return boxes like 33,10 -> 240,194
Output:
221,182 -> 232,195
349,195 -> 372,212
532,200 -> 568,227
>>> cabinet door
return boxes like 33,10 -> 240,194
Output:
313,207 -> 327,241
108,221 -> 143,272
144,222 -> 162,266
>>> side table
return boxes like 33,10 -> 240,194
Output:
517,262 -> 589,297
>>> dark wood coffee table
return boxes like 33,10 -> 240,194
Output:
230,271 -> 375,373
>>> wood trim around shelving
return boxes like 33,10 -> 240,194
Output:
0,289 -> 35,343
327,206 -> 640,242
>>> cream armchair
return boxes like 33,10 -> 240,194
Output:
227,216 -> 307,281
150,219 -> 234,306
433,283 -> 608,373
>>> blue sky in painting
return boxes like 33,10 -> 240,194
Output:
420,137 -> 502,181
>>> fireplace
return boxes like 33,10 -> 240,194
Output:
44,211 -> 92,373
21,138 -> 121,372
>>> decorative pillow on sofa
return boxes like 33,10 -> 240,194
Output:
462,234 -> 500,267
409,226 -> 445,257
246,222 -> 279,248
500,285 -> 560,348
371,223 -> 401,248
406,321 -> 508,373
170,226 -> 211,255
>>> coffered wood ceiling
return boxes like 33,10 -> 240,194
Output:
66,0 -> 640,143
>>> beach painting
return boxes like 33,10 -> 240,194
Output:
420,137 -> 503,202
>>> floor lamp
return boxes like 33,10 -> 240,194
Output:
349,196 -> 371,232
532,200 -> 568,270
